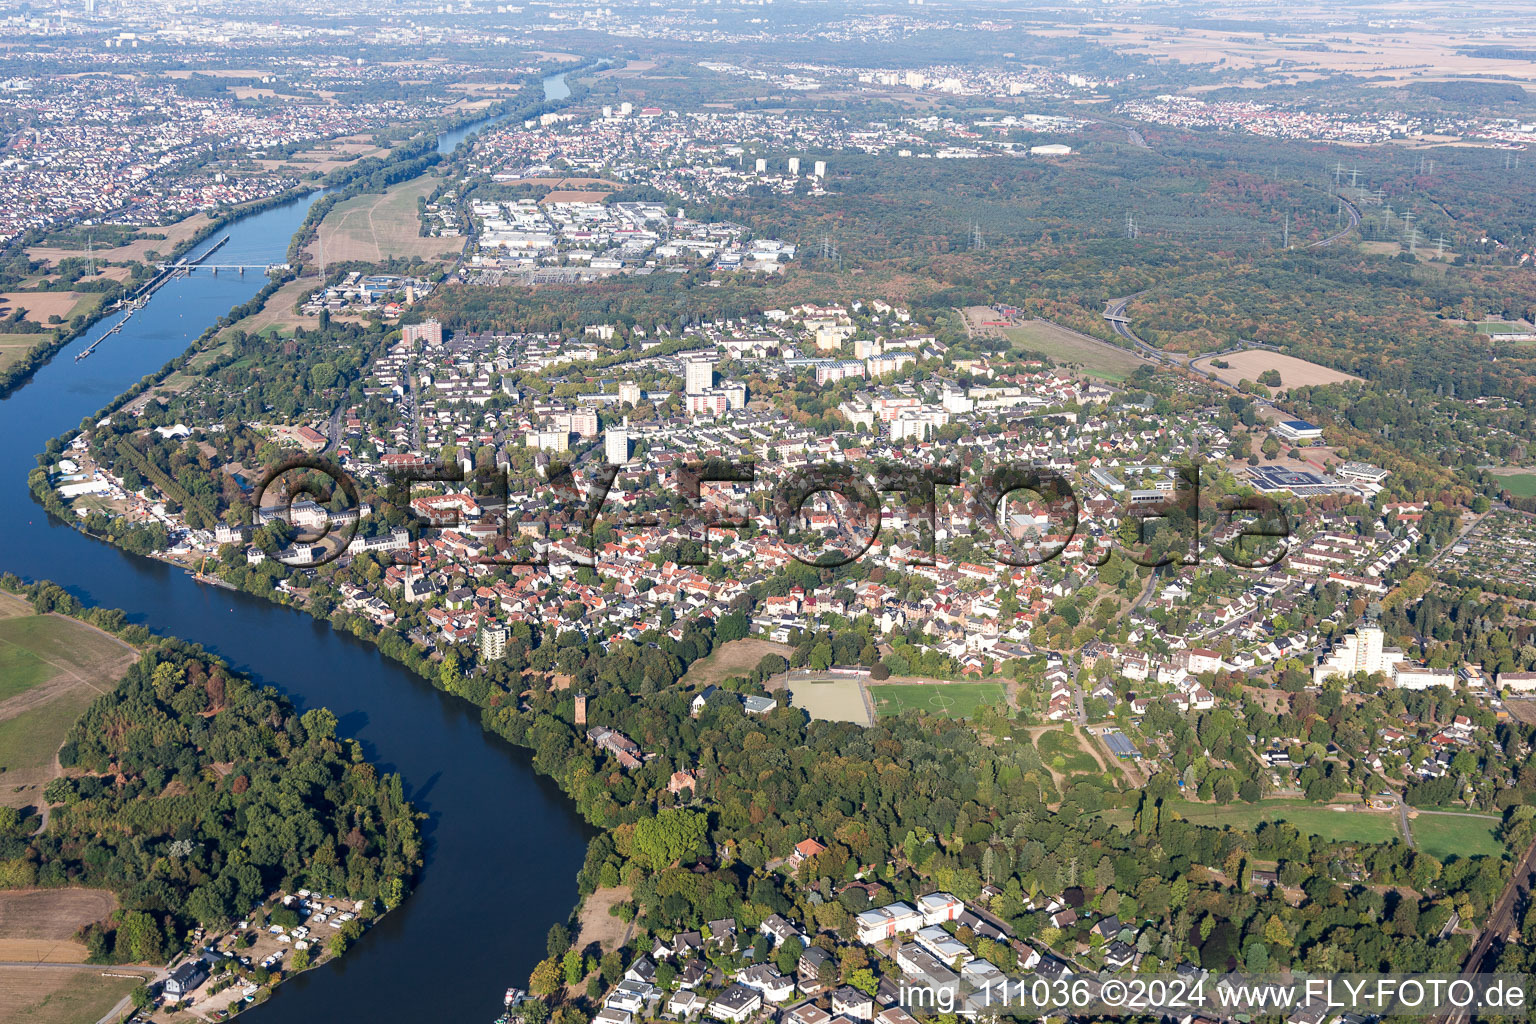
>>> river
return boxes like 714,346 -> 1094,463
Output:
0,79 -> 593,1023
436,71 -> 571,154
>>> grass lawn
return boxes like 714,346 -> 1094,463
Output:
0,605 -> 136,808
1036,729 -> 1101,774
0,333 -> 49,374
1410,813 -> 1503,862
1164,798 -> 1402,845
869,682 -> 1006,719
1496,473 -> 1536,498
680,638 -> 793,689
312,173 -> 463,263
1002,320 -> 1145,382
0,967 -> 143,1024
0,694 -> 101,795
0,642 -> 50,702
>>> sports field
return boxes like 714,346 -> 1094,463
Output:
1166,798 -> 1402,845
311,174 -> 464,264
789,676 -> 872,726
1003,319 -> 1146,381
1410,813 -> 1503,861
1494,472 -> 1536,498
0,593 -> 138,811
869,682 -> 1006,719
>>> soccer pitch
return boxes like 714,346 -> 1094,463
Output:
868,682 -> 1007,719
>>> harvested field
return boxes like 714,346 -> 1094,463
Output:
253,135 -> 390,175
1506,699 -> 1536,726
541,191 -> 611,204
1033,22 -> 1536,83
1193,349 -> 1362,391
309,174 -> 463,264
0,292 -> 94,323
27,212 -> 213,267
0,889 -> 118,963
0,966 -> 145,1024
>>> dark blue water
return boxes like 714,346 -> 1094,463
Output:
1,139 -> 592,1020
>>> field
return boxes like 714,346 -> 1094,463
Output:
27,212 -> 214,267
218,277 -> 320,343
309,174 -> 464,264
788,676 -> 872,726
1034,21 -> 1536,86
1164,798 -> 1402,845
869,682 -> 1006,719
680,638 -> 793,689
1410,813 -> 1504,861
0,594 -> 138,811
1002,319 -> 1147,381
251,134 -> 389,174
0,334 -> 49,373
574,885 -> 632,953
0,967 -> 146,1024
0,889 -> 118,963
1193,349 -> 1363,391
1505,699 -> 1536,726
1036,729 -> 1102,774
1491,471 -> 1536,498
0,292 -> 97,324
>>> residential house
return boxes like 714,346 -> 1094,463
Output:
707,918 -> 739,952
740,963 -> 796,1003
760,913 -> 806,948
799,946 -> 834,992
164,960 -> 209,1001
668,991 -> 703,1019
916,891 -> 964,925
709,984 -> 763,1024
832,985 -> 876,1021
854,902 -> 923,944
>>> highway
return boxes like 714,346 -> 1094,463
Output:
1102,189 -> 1361,372
1307,189 -> 1362,249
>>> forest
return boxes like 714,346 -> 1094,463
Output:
0,586 -> 420,964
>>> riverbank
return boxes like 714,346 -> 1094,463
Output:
0,576 -> 419,1021
2,70 -> 599,1024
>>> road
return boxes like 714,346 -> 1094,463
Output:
323,402 -> 343,452
1306,190 -> 1362,249
1102,189 -> 1360,373
1397,800 -> 1415,848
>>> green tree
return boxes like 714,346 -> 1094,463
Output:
632,809 -> 708,870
